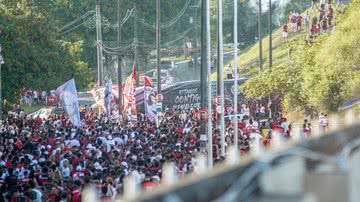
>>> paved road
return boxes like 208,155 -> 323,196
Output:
171,51 -> 234,82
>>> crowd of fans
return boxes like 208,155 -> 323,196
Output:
283,0 -> 338,43
20,89 -> 58,106
0,97 -> 303,201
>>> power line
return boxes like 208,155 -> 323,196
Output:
163,28 -> 192,47
59,11 -> 95,32
101,8 -> 135,30
121,8 -> 135,26
61,16 -> 96,34
101,41 -> 135,51
135,0 -> 191,29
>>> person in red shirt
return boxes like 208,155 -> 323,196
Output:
71,181 -> 82,202
36,117 -> 43,126
297,15 -> 303,31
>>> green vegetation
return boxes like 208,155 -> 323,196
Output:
20,104 -> 43,114
242,1 -> 359,113
0,1 -> 95,103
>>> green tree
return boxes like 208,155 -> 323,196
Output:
0,1 -> 92,103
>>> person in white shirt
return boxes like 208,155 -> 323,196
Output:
70,139 -> 80,147
33,90 -> 38,104
319,113 -> 324,123
31,187 -> 43,202
244,106 -> 250,117
281,118 -> 289,133
113,136 -> 124,145
320,114 -> 328,133
260,105 -> 266,116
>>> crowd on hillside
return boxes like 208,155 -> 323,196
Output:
282,0 -> 337,43
19,89 -> 62,107
0,97 -> 307,201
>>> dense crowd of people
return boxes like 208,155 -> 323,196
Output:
4,1 -> 347,200
19,89 -> 58,106
0,97 -> 302,201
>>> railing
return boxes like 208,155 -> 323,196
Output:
114,116 -> 360,202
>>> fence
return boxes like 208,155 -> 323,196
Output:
116,118 -> 360,202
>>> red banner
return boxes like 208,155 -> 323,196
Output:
123,64 -> 137,118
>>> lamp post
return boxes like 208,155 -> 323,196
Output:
190,0 -> 199,78
268,0 -> 272,118
233,0 -> 239,150
258,0 -> 263,74
218,0 -> 225,157
0,48 -> 4,121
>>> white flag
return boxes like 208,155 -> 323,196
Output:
55,79 -> 82,128
104,79 -> 113,116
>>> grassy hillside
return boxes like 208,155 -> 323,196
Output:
211,21 -> 308,80
211,5 -> 347,80
241,1 -> 359,113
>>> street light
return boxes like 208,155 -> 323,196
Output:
0,53 -> 4,121
0,30 -> 3,121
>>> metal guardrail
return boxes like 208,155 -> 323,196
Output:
128,124 -> 360,202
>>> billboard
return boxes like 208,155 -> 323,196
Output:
135,77 -> 250,111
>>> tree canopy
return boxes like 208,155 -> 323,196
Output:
0,1 -> 94,103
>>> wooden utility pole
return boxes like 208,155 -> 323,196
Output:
134,6 -> 139,86
96,0 -> 104,86
117,0 -> 123,116
156,0 -> 161,97
233,0 -> 239,150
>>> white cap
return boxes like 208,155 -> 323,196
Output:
31,160 -> 38,165
121,162 -> 128,169
151,176 -> 160,182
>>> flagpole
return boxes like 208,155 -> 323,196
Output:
233,0 -> 239,150
218,0 -> 226,157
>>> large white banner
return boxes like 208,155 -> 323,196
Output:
144,86 -> 157,121
104,79 -> 113,116
55,79 -> 82,128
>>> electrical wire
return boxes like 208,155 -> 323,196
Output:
121,8 -> 135,26
101,7 -> 135,30
163,28 -> 193,47
61,15 -> 96,34
161,0 -> 191,28
134,0 -> 191,29
101,41 -> 135,51
59,11 -> 95,32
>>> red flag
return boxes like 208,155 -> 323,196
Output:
144,76 -> 152,87
123,64 -> 137,118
